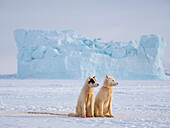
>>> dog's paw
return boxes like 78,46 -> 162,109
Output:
86,115 -> 94,118
99,115 -> 105,118
109,115 -> 115,118
82,115 -> 86,118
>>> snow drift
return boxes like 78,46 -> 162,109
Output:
14,29 -> 166,79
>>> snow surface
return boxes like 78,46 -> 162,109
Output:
0,79 -> 169,128
14,29 -> 166,79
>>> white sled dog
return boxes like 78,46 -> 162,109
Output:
68,76 -> 99,118
94,75 -> 118,117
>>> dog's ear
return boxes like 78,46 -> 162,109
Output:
88,76 -> 91,80
93,76 -> 96,79
106,74 -> 109,79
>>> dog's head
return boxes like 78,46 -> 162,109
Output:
105,74 -> 118,86
86,76 -> 99,88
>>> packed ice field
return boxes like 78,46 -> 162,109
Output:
0,79 -> 169,128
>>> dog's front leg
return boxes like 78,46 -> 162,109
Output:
82,102 -> 86,118
108,96 -> 114,118
99,102 -> 105,117
90,95 -> 94,117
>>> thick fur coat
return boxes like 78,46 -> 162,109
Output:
94,75 -> 118,117
68,76 -> 99,118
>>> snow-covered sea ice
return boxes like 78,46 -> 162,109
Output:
0,79 -> 169,128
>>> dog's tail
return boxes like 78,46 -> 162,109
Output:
68,113 -> 78,117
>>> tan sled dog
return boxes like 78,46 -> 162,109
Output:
68,76 -> 99,118
94,75 -> 118,117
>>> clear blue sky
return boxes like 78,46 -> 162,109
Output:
0,0 -> 170,74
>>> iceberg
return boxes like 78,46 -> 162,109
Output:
14,29 -> 166,79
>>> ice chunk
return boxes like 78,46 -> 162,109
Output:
45,48 -> 59,58
32,45 -> 47,59
14,29 -> 166,79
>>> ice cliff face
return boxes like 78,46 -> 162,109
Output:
14,29 -> 166,79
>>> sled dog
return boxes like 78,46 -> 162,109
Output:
94,75 -> 118,117
68,76 -> 99,118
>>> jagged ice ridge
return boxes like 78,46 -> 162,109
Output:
14,29 -> 166,79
